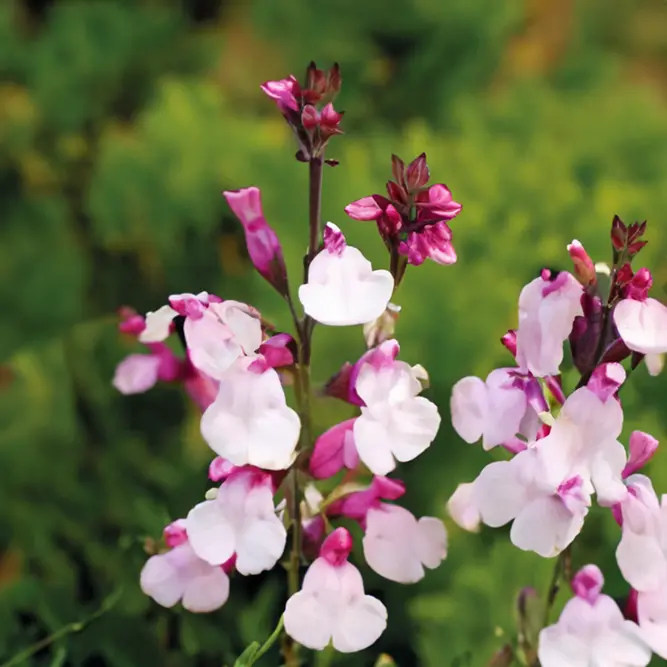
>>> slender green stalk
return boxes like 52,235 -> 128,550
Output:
281,154 -> 324,667
1,589 -> 122,667
247,616 -> 285,666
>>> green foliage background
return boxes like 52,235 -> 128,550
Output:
1,0 -> 667,665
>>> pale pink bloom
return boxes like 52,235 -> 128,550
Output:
223,188 -> 287,294
185,468 -> 286,575
139,304 -> 179,343
283,528 -> 387,652
450,368 -> 539,450
515,271 -> 584,377
536,386 -> 627,506
538,564 -> 650,667
623,432 -> 659,478
185,301 -> 262,380
446,482 -> 481,532
352,349 -> 440,475
473,447 -> 591,557
113,354 -> 162,394
637,587 -> 667,659
140,521 -> 230,613
363,505 -> 447,583
309,418 -> 359,479
616,475 -> 667,595
298,223 -> 394,326
200,357 -> 300,470
614,298 -> 667,355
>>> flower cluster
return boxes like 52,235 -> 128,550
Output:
449,217 -> 667,664
114,63 -> 462,663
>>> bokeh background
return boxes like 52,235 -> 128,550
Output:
2,0 -> 667,665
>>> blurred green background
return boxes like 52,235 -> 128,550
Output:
1,0 -> 667,665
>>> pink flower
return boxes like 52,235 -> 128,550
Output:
537,385 -> 627,506
450,368 -> 540,450
473,447 -> 591,557
587,362 -> 626,402
623,432 -> 659,478
185,300 -> 262,380
538,564 -> 650,667
352,344 -> 440,475
112,354 -> 163,394
345,156 -> 462,268
309,418 -> 359,480
515,270 -> 584,377
257,333 -> 295,368
260,76 -> 300,112
138,292 -> 219,344
616,475 -> 667,595
283,528 -> 387,652
140,521 -> 231,613
398,221 -> 456,266
185,468 -> 287,575
614,298 -> 667,355
200,356 -> 300,470
446,482 -> 481,533
363,504 -> 447,583
223,188 -> 288,296
298,223 -> 394,326
567,239 -> 597,288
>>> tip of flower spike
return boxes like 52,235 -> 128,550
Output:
324,222 -> 346,255
320,527 -> 353,566
572,564 -> 604,604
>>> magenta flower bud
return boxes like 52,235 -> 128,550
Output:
319,103 -> 344,138
208,456 -> 237,482
344,195 -> 385,221
260,76 -> 300,112
611,214 -> 627,252
622,431 -> 659,478
301,104 -> 319,130
587,362 -> 626,402
257,333 -> 295,369
223,187 -> 288,298
501,329 -> 518,358
118,307 -> 146,336
572,564 -> 604,604
320,527 -> 353,566
309,418 -> 359,479
406,153 -> 430,192
624,267 -> 653,301
567,239 -> 597,288
163,519 -> 188,548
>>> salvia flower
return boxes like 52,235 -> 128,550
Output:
345,154 -> 462,269
538,564 -> 650,667
298,222 -> 394,326
140,520 -> 232,613
261,62 -> 343,160
283,528 -> 387,652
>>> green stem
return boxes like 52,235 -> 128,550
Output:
1,589 -> 122,667
280,154 -> 322,667
248,616 -> 285,666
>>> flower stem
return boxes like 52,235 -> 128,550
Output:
246,616 -> 285,666
281,154 -> 323,667
307,156 -> 324,269
543,545 -> 572,628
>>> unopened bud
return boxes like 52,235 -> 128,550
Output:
374,655 -> 397,667
406,153 -> 430,192
363,302 -> 401,348
611,215 -> 627,252
567,239 -> 597,288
